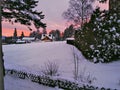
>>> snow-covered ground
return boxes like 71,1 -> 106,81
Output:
4,75 -> 56,90
3,41 -> 120,89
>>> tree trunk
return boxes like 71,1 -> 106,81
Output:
0,0 -> 5,89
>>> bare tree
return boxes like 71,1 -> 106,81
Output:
63,0 -> 95,28
72,47 -> 79,80
41,61 -> 59,76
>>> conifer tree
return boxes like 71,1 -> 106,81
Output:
0,0 -> 46,89
21,31 -> 24,39
75,6 -> 120,63
13,28 -> 17,40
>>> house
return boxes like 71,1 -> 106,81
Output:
22,37 -> 35,43
66,35 -> 75,45
41,34 -> 53,42
16,39 -> 26,44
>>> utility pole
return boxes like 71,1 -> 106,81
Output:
0,0 -> 4,89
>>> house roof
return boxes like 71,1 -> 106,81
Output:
22,37 -> 35,41
41,34 -> 53,40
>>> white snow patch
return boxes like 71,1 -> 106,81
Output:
3,41 -> 120,89
4,75 -> 56,90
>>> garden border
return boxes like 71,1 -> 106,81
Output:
5,69 -> 117,90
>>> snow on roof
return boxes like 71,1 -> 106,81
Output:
66,38 -> 75,40
22,37 -> 35,41
16,39 -> 26,43
41,34 -> 53,40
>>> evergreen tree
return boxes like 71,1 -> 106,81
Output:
49,29 -> 61,41
20,31 -> 24,39
55,29 -> 61,41
29,30 -> 41,39
49,30 -> 56,36
63,24 -> 75,40
13,28 -> 17,40
30,31 -> 36,37
2,0 -> 46,28
0,1 -> 46,89
75,7 -> 120,63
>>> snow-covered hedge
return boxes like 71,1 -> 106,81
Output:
5,69 -> 117,90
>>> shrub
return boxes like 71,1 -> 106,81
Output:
41,61 -> 59,76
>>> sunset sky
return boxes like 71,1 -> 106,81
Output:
2,0 -> 109,36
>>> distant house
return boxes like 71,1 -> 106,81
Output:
66,35 -> 75,45
41,34 -> 53,42
16,37 -> 35,44
16,39 -> 26,44
22,37 -> 35,43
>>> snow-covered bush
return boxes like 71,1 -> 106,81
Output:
41,61 -> 59,76
6,69 -> 116,90
75,7 -> 120,63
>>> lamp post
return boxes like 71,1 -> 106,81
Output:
0,0 -> 4,89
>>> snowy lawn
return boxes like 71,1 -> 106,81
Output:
4,75 -> 57,90
3,41 -> 120,89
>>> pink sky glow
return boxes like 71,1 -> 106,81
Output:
2,0 -> 109,36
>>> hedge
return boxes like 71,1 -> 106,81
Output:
5,69 -> 117,90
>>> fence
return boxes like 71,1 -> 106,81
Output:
5,69 -> 117,90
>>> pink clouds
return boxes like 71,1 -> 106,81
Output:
2,22 -> 30,36
2,0 -> 109,36
2,28 -> 30,36
47,21 -> 66,31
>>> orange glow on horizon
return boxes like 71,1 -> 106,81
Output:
2,28 -> 30,37
2,1 -> 109,37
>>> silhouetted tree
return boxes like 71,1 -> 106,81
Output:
13,28 -> 17,40
49,30 -> 56,36
55,30 -> 61,41
49,29 -> 61,41
20,31 -> 24,39
29,30 -> 42,39
63,0 -> 95,28
63,25 -> 75,40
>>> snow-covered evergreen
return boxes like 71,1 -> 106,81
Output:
75,7 -> 120,62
